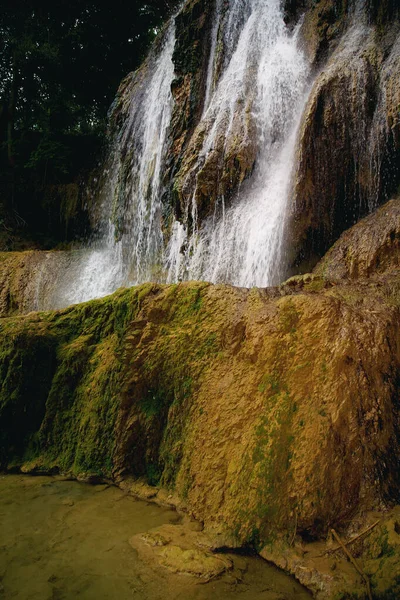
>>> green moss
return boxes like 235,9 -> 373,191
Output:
258,371 -> 287,396
0,326 -> 57,466
0,280 -> 228,490
0,284 -> 156,475
304,277 -> 326,292
378,527 -> 396,558
372,574 -> 400,599
279,299 -> 300,335
234,378 -> 297,545
140,388 -> 170,418
146,462 -> 162,486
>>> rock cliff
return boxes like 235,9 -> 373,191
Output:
106,0 -> 400,279
109,0 -> 259,237
313,197 -> 400,279
2,198 -> 400,597
1,1 -> 400,598
290,1 -> 400,271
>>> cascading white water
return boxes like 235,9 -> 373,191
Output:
202,0 -> 223,117
49,0 -> 312,308
52,20 -> 176,307
165,0 -> 310,286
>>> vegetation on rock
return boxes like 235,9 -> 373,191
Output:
1,2 -> 400,598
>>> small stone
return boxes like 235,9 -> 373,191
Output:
187,519 -> 204,532
140,532 -> 170,547
159,545 -> 232,578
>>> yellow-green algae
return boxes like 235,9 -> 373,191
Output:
0,281 -> 220,482
2,276 -> 400,599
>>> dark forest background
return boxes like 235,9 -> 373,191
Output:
0,0 -> 177,249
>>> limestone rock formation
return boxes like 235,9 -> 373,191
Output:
0,266 -> 399,540
1,2 -> 400,598
289,3 -> 400,271
3,193 -> 400,596
0,251 -> 72,317
1,275 -> 400,596
104,0 -> 400,280
314,196 -> 400,279
107,0 -> 259,241
169,0 -> 258,223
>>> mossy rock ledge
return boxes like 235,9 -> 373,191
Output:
2,202 -> 400,597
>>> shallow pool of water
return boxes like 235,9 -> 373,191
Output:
0,475 -> 311,599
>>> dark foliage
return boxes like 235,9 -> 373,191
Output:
0,0 -> 178,248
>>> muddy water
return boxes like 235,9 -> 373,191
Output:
0,475 -> 311,600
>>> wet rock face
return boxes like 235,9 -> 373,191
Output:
165,0 -> 257,225
299,0 -> 349,65
98,0 -> 400,285
170,0 -> 399,275
0,251 -> 73,317
165,0 -> 213,211
289,15 -> 400,273
105,0 -> 217,231
2,263 -> 400,554
313,196 -> 400,280
107,0 -> 259,235
3,195 -> 400,598
367,0 -> 400,27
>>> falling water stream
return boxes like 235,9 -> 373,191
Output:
51,20 -> 177,307
49,0 -> 311,308
166,1 -> 310,286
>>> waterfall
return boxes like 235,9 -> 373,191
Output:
202,0 -> 223,117
53,20 -> 176,307
166,0 -> 310,286
49,0 -> 311,308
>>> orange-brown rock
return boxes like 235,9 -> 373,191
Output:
165,0 -> 258,224
0,251 -> 72,317
3,200 -> 400,596
1,274 -> 400,547
173,105 -> 258,221
314,196 -> 400,279
288,17 -> 400,272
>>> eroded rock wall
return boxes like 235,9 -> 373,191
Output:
3,203 -> 400,599
289,1 -> 400,271
106,0 -> 400,277
107,0 -> 259,239
2,268 -> 400,549
0,251 -> 73,317
313,196 -> 400,279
